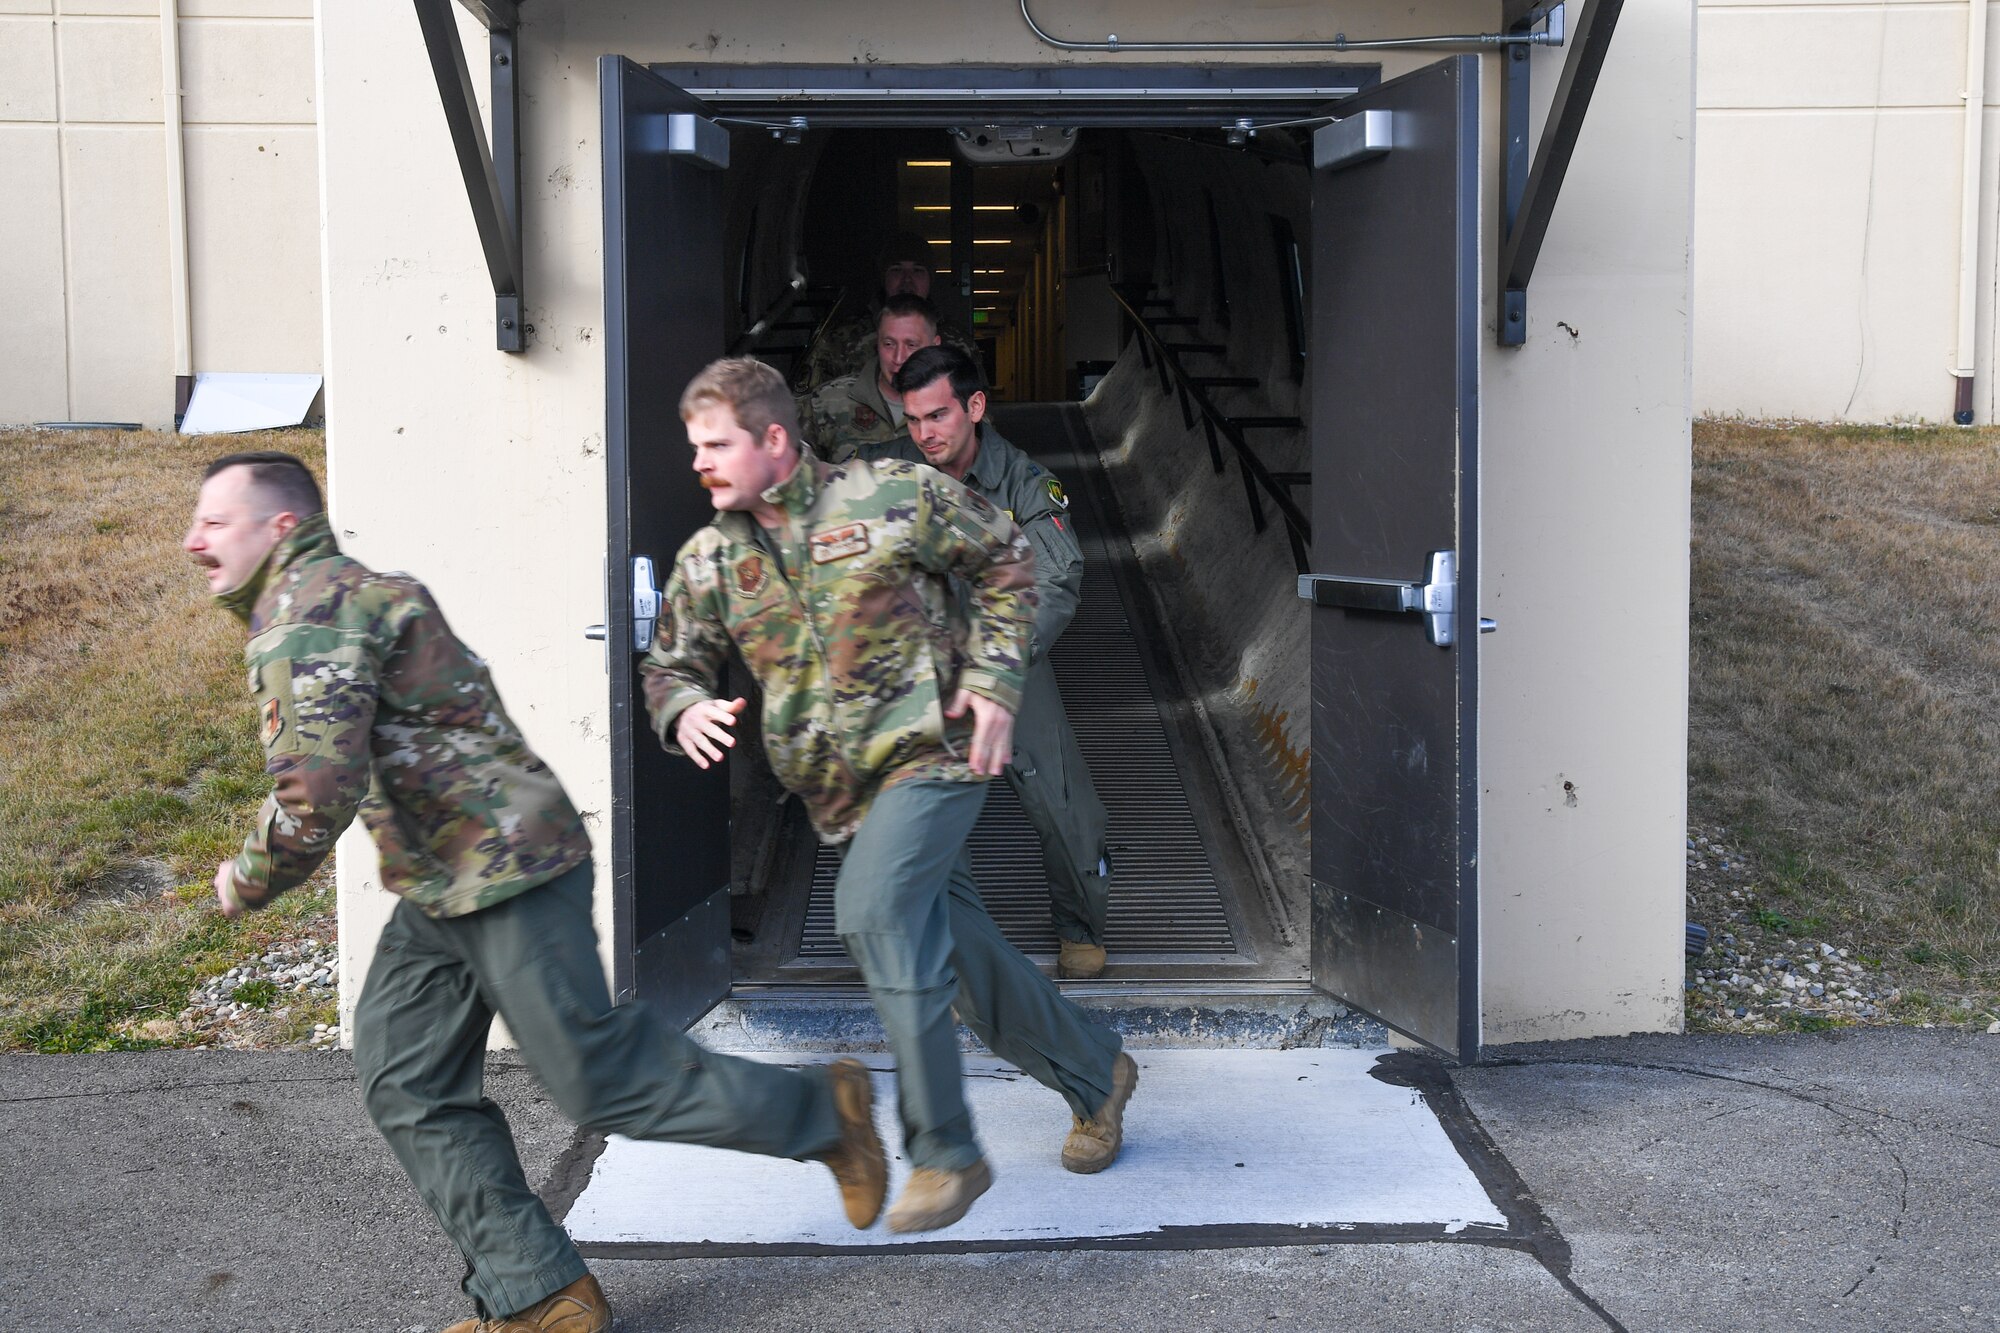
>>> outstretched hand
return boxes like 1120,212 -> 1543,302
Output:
676,696 -> 748,769
946,690 -> 1014,777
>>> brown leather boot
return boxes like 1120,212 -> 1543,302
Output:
885,1158 -> 994,1234
1062,1050 -> 1138,1174
438,1273 -> 610,1333
821,1057 -> 888,1228
1057,940 -> 1107,979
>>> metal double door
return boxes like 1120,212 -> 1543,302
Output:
599,55 -> 1481,1054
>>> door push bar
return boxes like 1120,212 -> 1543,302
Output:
1297,550 -> 1496,648
585,555 -> 663,653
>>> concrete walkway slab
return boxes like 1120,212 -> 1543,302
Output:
566,1049 -> 1506,1252
4,1030 -> 1994,1331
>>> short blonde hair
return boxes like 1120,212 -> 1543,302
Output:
679,357 -> 801,448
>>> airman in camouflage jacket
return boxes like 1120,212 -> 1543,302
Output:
798,354 -> 909,464
217,513 -> 589,917
798,313 -> 980,392
639,455 -> 1036,844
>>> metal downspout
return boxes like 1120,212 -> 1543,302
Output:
1954,0 -> 1990,424
161,0 -> 194,424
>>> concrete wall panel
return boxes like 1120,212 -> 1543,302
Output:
182,0 -> 313,15
180,17 -> 314,124
1695,107 -> 1965,422
184,123 -> 321,370
0,125 -> 70,421
1695,0 -> 1998,422
62,125 -> 169,421
57,16 -> 158,122
0,0 -> 54,16
0,15 -> 57,120
1478,0 -> 1694,1043
1699,4 -> 1968,109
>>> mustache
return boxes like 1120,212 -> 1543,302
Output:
191,555 -> 220,569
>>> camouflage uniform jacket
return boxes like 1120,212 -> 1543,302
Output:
862,423 -> 1082,663
798,354 -> 908,464
639,456 -> 1036,844
216,514 -> 589,917
798,311 -> 981,391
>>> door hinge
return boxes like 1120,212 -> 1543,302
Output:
1297,549 -> 1459,647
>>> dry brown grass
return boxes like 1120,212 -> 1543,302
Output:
0,426 -> 332,1049
1691,420 -> 2000,1009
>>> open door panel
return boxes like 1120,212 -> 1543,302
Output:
1304,56 -> 1481,1061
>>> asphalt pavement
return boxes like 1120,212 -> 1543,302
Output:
1,1028 -> 1993,1332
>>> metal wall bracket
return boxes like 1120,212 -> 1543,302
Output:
413,0 -> 526,352
1497,0 -> 1623,347
1297,549 -> 1458,647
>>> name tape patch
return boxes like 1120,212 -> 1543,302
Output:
809,522 -> 871,564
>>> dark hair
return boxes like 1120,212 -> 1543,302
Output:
877,230 -> 933,271
894,344 -> 983,409
878,293 -> 940,332
203,450 -> 323,518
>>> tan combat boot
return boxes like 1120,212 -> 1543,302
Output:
1057,940 -> 1107,980
821,1057 -> 889,1228
885,1158 -> 994,1234
1062,1050 -> 1139,1174
439,1273 -> 610,1333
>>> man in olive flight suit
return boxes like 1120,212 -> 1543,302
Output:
641,359 -> 1137,1235
877,345 -> 1114,978
797,292 -> 942,461
187,450 -> 886,1333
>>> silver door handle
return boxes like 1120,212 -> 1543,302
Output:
584,624 -> 607,641
630,555 -> 660,652
1297,550 -> 1458,647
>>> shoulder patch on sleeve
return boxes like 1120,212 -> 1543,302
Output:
1045,476 -> 1069,510
261,698 -> 285,747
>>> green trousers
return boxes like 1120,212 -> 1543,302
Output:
1006,656 -> 1111,945
353,861 -> 840,1320
835,778 -> 1122,1172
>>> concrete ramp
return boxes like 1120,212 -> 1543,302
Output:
563,1049 -> 1506,1255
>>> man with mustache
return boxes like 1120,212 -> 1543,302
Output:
186,450 -> 886,1333
643,359 -> 1137,1235
798,292 -> 941,462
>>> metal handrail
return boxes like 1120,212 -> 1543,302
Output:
728,267 -> 808,356
1108,285 -> 1311,573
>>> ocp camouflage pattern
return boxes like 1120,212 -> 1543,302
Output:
639,456 -> 1036,843
798,354 -> 910,463
797,312 -> 981,392
218,514 -> 589,916
860,421 -> 1083,662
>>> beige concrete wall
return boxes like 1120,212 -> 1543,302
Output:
1694,0 -> 1999,423
0,0 -> 320,426
319,0 -> 1689,1046
1477,1 -> 1695,1044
